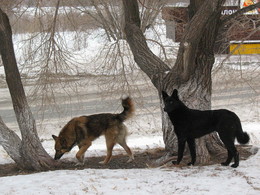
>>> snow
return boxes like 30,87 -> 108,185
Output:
0,5 -> 260,195
0,149 -> 260,194
0,119 -> 260,195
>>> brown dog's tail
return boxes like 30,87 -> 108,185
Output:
117,97 -> 134,122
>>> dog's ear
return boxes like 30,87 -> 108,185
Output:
52,135 -> 58,141
162,91 -> 168,100
171,89 -> 179,99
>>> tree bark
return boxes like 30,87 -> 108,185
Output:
123,0 -> 228,164
0,117 -> 24,166
0,8 -> 57,170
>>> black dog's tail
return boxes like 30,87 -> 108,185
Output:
117,97 -> 134,122
236,118 -> 250,144
237,131 -> 250,144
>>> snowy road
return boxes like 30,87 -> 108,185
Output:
0,72 -> 259,124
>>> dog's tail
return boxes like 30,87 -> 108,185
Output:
237,131 -> 250,144
236,117 -> 250,144
117,97 -> 134,122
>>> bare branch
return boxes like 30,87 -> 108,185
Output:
146,38 -> 170,65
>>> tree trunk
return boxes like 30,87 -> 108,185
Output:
123,0 -> 227,165
162,0 -> 229,163
0,8 -> 57,170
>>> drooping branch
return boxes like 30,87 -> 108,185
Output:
122,0 -> 170,89
221,2 -> 260,25
48,0 -> 60,53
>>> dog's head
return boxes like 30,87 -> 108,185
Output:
162,89 -> 180,113
52,135 -> 71,160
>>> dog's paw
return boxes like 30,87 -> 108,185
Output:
76,154 -> 85,163
99,161 -> 107,165
187,162 -> 194,166
75,161 -> 85,166
221,162 -> 229,166
231,163 -> 238,168
127,156 -> 134,163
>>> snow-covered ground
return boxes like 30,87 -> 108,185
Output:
0,73 -> 259,195
1,6 -> 260,195
0,157 -> 260,195
0,134 -> 260,195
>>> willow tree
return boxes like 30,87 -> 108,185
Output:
122,0 -> 260,164
0,8 -> 58,171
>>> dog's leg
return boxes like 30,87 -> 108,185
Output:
231,152 -> 239,168
187,138 -> 196,166
76,141 -> 92,164
118,139 -> 134,163
221,150 -> 233,166
219,133 -> 239,167
99,137 -> 115,165
173,140 -> 186,165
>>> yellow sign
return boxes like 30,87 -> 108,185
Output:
230,42 -> 260,54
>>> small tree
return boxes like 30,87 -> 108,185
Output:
0,8 -> 57,171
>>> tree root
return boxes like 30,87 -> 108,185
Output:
146,151 -> 189,168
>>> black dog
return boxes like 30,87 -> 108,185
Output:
162,89 -> 249,168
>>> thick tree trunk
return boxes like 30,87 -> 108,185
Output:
0,8 -> 57,170
123,0 -> 227,165
162,0 -> 227,163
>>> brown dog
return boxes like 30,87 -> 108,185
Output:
52,97 -> 134,164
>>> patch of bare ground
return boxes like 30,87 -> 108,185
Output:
0,145 -> 253,177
